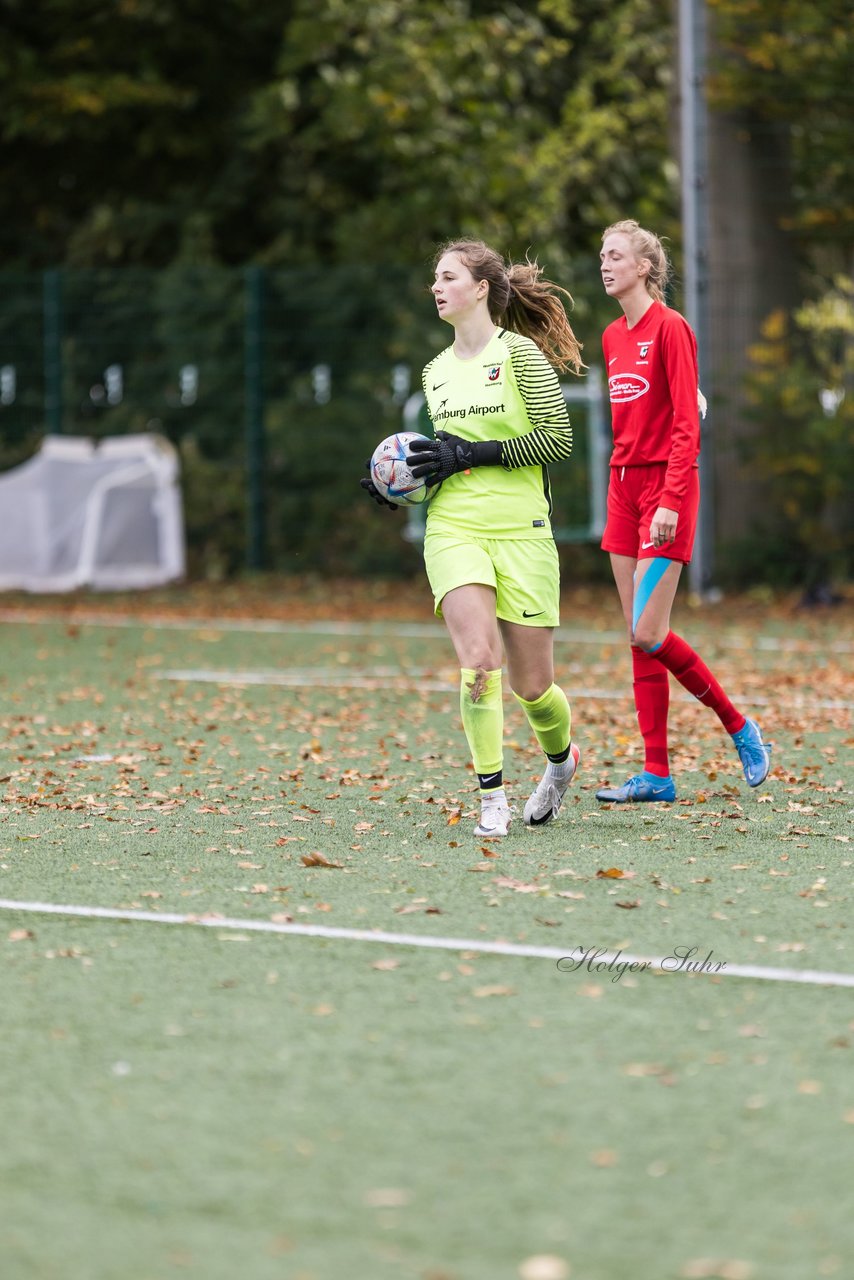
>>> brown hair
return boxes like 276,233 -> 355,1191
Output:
433,239 -> 584,374
601,219 -> 670,303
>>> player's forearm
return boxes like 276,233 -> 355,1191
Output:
501,423 -> 573,469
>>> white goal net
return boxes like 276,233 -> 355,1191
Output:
0,433 -> 185,592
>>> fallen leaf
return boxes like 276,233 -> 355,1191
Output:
494,876 -> 541,893
518,1257 -> 571,1280
300,852 -> 343,868
596,867 -> 634,879
615,900 -> 641,909
680,1262 -> 753,1280
364,1187 -> 412,1208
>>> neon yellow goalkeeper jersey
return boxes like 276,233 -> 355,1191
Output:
421,328 -> 572,539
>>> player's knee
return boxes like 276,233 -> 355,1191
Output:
462,647 -> 502,675
631,623 -> 664,652
510,677 -> 549,703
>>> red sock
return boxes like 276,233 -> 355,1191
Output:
632,645 -> 670,776
653,631 -> 745,735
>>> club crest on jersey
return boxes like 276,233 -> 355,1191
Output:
638,342 -> 653,359
486,365 -> 502,382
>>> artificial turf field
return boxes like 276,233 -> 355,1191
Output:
0,581 -> 851,1280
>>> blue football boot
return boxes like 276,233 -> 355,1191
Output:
731,717 -> 772,787
595,771 -> 677,803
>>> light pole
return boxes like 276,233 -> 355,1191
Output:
679,0 -> 715,595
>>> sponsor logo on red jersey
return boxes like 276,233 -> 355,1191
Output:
609,373 -> 649,402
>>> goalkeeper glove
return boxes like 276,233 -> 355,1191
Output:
360,461 -> 399,510
407,431 -> 503,483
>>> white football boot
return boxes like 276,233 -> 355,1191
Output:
523,743 -> 581,827
474,790 -> 513,839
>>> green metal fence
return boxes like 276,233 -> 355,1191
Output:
0,267 -> 608,577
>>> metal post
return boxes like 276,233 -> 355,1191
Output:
43,269 -> 63,434
244,265 -> 266,571
679,0 -> 715,594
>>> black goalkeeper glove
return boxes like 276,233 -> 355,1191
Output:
407,431 -> 503,483
360,461 -> 399,510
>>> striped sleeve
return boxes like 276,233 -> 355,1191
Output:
499,332 -> 573,470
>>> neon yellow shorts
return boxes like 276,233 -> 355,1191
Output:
424,530 -> 560,626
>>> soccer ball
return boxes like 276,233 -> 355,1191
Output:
370,431 -> 433,505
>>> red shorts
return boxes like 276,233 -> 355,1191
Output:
600,463 -> 699,563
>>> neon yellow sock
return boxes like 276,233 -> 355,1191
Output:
514,683 -> 571,757
459,668 -> 503,777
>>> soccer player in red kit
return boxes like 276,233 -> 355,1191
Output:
595,219 -> 771,803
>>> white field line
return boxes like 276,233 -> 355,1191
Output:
0,609 -> 851,654
1,898 -> 852,988
153,667 -> 854,712
157,667 -> 454,693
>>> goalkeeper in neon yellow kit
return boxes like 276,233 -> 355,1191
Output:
362,239 -> 585,838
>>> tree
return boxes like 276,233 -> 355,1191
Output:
707,0 -> 852,256
700,0 -> 854,584
0,0 -> 293,266
0,0 -> 676,277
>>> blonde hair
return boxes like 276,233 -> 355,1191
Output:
602,219 -> 670,303
433,239 -> 584,374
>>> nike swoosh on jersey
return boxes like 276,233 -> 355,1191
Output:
432,381 -> 448,390
522,609 -> 545,618
641,540 -> 655,549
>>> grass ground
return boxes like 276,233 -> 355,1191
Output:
0,581 -> 851,1280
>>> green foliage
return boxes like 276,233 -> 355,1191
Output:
246,0 -> 676,274
0,0 -> 291,266
725,278 -> 854,587
0,0 -> 676,274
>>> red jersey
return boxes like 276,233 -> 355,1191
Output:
602,300 -> 701,512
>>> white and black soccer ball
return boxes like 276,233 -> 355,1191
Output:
370,431 -> 434,505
